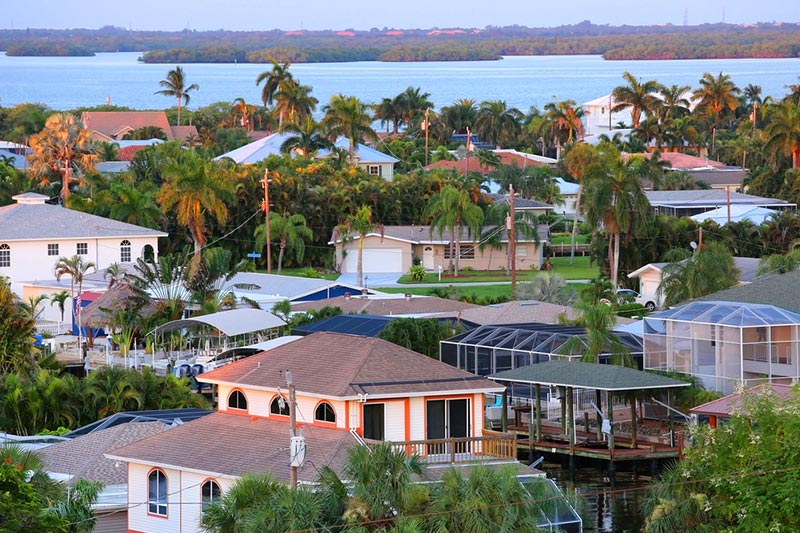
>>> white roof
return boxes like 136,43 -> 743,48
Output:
554,177 -> 580,195
226,272 -> 361,301
690,205 -> 778,225
150,308 -> 286,337
215,133 -> 397,165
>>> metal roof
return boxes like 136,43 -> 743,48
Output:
294,314 -> 394,337
150,308 -> 286,337
215,133 -> 398,165
490,360 -> 689,391
647,301 -> 800,327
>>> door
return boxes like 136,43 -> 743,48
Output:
426,398 -> 470,456
422,246 -> 435,269
344,248 -> 403,273
363,403 -> 385,441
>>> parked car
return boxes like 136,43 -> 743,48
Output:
616,288 -> 657,312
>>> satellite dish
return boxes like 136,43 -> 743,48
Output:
690,241 -> 698,250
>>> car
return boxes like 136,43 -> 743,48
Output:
616,289 -> 657,312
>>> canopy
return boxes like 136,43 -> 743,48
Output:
149,308 -> 285,337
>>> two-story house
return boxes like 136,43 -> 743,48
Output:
106,331 -> 514,533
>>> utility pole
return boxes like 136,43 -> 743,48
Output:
508,184 -> 517,293
261,169 -> 272,274
423,108 -> 430,167
464,126 -> 471,179
287,370 -> 298,489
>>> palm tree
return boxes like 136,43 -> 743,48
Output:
103,262 -> 128,289
611,71 -> 663,129
321,94 -> 377,162
658,242 -> 740,307
440,98 -> 478,135
49,290 -> 70,323
279,117 -> 333,156
474,100 -> 523,148
658,83 -> 692,122
374,96 -> 404,134
516,272 -> 575,305
255,212 -> 313,274
544,100 -> 585,159
157,153 -> 234,257
274,80 -> 317,128
763,102 -> 800,169
338,205 -> 376,288
582,151 -> 650,287
105,180 -> 163,229
256,60 -> 294,108
425,185 -> 484,277
561,142 -> 599,264
54,255 -> 97,304
396,86 -> 434,131
28,113 -> 98,204
155,66 -> 199,126
693,72 -> 740,154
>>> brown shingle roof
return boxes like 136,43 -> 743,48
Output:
291,295 -> 480,316
106,412 -> 354,483
690,383 -> 795,418
456,300 -> 581,326
39,422 -> 169,485
81,111 -> 175,141
198,332 -> 503,397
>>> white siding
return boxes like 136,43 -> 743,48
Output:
93,511 -> 127,533
383,400 -> 406,441
408,397 -> 426,441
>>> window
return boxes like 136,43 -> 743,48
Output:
444,245 -> 475,260
76,242 -> 88,255
120,240 -> 131,263
270,395 -> 290,416
148,469 -> 167,516
0,244 -> 9,268
47,243 -> 59,256
363,403 -> 384,441
201,480 -> 221,511
227,390 -> 247,410
368,165 -> 381,176
315,402 -> 336,423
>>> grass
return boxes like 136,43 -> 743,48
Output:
395,256 -> 599,284
550,233 -> 590,245
258,267 -> 339,281
548,256 -> 600,280
379,285 -> 513,301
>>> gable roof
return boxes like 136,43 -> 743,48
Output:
80,111 -> 197,142
0,194 -> 167,241
215,133 -> 398,165
330,224 -> 549,245
690,383 -> 794,418
226,272 -> 362,302
644,189 -> 795,210
39,422 -> 170,485
106,412 -> 355,483
690,205 -> 778,225
455,300 -> 583,326
291,294 -> 480,316
198,331 -> 504,398
628,257 -> 760,284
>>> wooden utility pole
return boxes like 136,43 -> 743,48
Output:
424,108 -> 430,167
287,370 -> 297,489
261,169 -> 272,274
508,184 -> 517,293
464,126 -> 471,179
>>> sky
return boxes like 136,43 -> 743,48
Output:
1,0 -> 796,31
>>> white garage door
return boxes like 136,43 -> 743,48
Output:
344,248 -> 403,273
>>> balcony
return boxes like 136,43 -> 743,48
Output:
378,430 -> 517,465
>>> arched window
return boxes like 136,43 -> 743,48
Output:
227,390 -> 247,410
315,402 -> 336,423
142,244 -> 155,262
148,469 -> 168,516
270,395 -> 290,416
201,479 -> 221,511
0,244 -> 9,268
120,240 -> 131,263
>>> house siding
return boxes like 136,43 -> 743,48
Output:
383,399 -> 407,442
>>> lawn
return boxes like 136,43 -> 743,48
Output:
259,267 -> 340,281
395,256 -> 599,284
379,285 -> 514,301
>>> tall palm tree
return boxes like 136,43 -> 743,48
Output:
321,94 -> 377,162
155,66 -> 199,126
396,86 -> 434,131
582,151 -> 650,287
255,212 -> 313,274
54,255 -> 97,304
474,100 -> 523,148
373,96 -> 404,134
49,290 -> 70,323
157,152 -> 234,257
763,102 -> 800,169
28,113 -> 98,204
274,80 -> 317,129
658,242 -> 740,307
611,71 -> 663,129
338,205 -> 377,288
693,72 -> 740,154
561,142 -> 599,264
658,83 -> 692,122
425,185 -> 484,277
256,60 -> 294,108
440,98 -> 478,135
544,100 -> 585,159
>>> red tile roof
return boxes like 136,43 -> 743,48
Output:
80,111 -> 198,142
424,151 -> 549,174
106,412 -> 353,483
198,331 -> 503,397
116,145 -> 148,161
623,151 -> 725,170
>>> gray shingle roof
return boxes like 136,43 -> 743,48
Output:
0,202 -> 167,241
696,270 -> 800,314
489,360 -> 689,391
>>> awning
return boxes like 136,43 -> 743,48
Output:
149,308 -> 285,337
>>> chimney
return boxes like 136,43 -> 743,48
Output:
405,293 -> 412,301
344,292 -> 351,301
360,289 -> 368,299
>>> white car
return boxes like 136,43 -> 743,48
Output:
616,289 -> 657,312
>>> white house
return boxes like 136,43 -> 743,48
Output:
0,192 -> 166,311
582,94 -> 632,135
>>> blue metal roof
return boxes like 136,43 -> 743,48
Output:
293,314 -> 394,337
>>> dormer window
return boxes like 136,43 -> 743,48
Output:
270,395 -> 290,416
227,390 -> 247,411
315,402 -> 336,424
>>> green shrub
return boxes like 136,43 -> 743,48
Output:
299,267 -> 323,279
408,264 -> 427,282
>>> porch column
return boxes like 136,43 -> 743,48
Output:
566,386 -> 575,448
630,393 -> 638,449
595,389 -> 603,439
607,391 -> 615,459
528,384 -> 535,447
501,387 -> 508,433
559,386 -> 566,434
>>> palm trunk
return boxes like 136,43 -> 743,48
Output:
454,225 -> 461,277
611,231 -> 621,288
277,238 -> 286,274
570,183 -> 583,265
177,97 -> 182,126
793,146 -> 800,169
357,235 -> 364,287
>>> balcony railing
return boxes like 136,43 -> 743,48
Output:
378,430 -> 517,465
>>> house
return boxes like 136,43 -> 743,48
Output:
644,189 -> 795,218
643,300 -> 800,394
0,192 -> 167,303
224,272 -> 365,306
627,257 -> 761,309
214,132 -> 399,180
423,149 -> 556,177
554,177 -> 580,216
648,151 -> 746,190
80,111 -> 197,143
582,94 -> 632,135
690,383 -> 794,428
695,269 -> 800,314
487,193 -> 554,218
330,224 -> 549,275
690,205 -> 778,225
106,332 -> 513,533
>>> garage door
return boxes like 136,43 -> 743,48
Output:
344,248 -> 403,273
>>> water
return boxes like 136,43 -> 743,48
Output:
542,460 -> 651,532
1,52 -> 799,113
